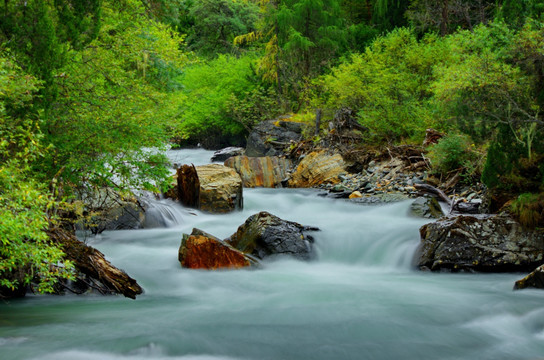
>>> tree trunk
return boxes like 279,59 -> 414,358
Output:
440,0 -> 449,36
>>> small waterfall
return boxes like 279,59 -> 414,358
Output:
139,197 -> 186,228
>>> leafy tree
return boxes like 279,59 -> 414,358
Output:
319,28 -> 450,143
186,0 -> 259,56
41,0 -> 187,195
0,54 -> 73,296
432,22 -> 544,190
179,53 -> 277,147
407,0 -> 496,35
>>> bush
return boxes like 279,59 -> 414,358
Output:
510,192 -> 544,228
427,134 -> 478,177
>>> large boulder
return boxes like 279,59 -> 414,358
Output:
179,228 -> 256,270
176,164 -> 243,213
211,147 -> 245,162
416,215 -> 544,272
288,151 -> 346,188
246,119 -> 303,157
225,155 -> 292,188
227,211 -> 318,261
514,264 -> 544,290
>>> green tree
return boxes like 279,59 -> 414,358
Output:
186,0 -> 259,56
319,28 -> 450,143
0,54 -> 73,297
41,0 -> 187,194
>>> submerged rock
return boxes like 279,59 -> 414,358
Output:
288,151 -> 346,188
416,215 -> 544,272
175,164 -> 243,213
514,264 -> 544,290
224,155 -> 292,188
227,211 -> 319,261
179,229 -> 256,270
211,147 -> 245,162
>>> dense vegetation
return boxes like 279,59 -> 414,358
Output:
1,0 -> 544,295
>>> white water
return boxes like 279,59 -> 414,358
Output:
1,149 -> 544,360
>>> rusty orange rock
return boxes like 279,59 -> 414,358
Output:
179,231 -> 254,270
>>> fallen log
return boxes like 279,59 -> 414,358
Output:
48,228 -> 143,299
414,183 -> 480,214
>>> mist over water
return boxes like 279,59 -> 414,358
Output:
1,149 -> 544,360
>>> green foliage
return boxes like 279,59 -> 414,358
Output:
510,192 -> 544,228
319,28 -> 450,143
427,133 -> 478,177
42,0 -> 187,193
0,54 -> 73,295
186,0 -> 259,56
179,53 -> 273,146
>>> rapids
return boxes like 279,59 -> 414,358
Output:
1,148 -> 543,360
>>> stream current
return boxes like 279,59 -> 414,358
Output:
1,148 -> 544,360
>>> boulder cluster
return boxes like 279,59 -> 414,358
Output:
179,212 -> 319,269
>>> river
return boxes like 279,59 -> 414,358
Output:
1,149 -> 543,360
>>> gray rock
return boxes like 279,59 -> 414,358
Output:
211,147 -> 245,162
246,120 -> 302,157
416,215 -> 544,272
514,264 -> 544,290
227,211 -> 319,261
410,197 -> 443,219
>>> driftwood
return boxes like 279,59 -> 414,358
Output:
49,228 -> 143,299
414,183 -> 480,214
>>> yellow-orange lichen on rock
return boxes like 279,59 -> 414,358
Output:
288,151 -> 346,188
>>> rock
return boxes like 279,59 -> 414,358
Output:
179,228 -> 256,270
49,228 -> 143,299
514,265 -> 544,290
416,215 -> 544,272
211,147 -> 245,162
410,197 -> 444,219
177,164 -> 243,213
176,164 -> 200,207
246,119 -> 303,157
227,211 -> 318,261
224,155 -> 292,188
288,151 -> 346,188
349,191 -> 363,199
93,201 -> 145,233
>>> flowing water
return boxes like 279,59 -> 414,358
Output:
1,149 -> 544,360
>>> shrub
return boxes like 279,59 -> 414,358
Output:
510,193 -> 544,228
427,133 -> 478,177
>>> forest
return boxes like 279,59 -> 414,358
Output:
1,0 -> 544,294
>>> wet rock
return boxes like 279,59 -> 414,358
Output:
227,211 -> 319,261
514,265 -> 544,290
410,197 -> 444,219
416,215 -> 544,272
94,201 -> 145,232
224,155 -> 292,188
288,151 -> 346,188
211,147 -> 245,162
246,119 -> 303,157
179,228 -> 256,270
176,164 -> 243,213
